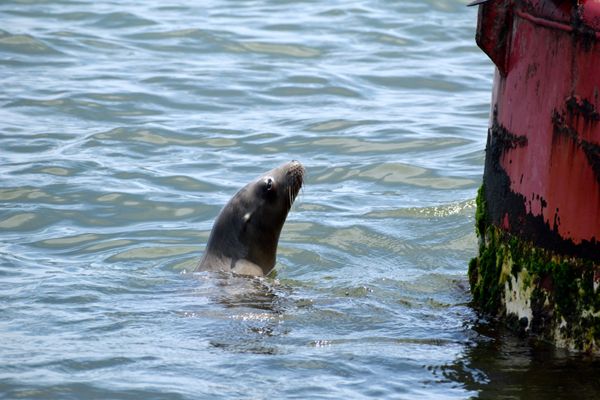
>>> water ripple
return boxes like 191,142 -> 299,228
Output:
0,29 -> 63,54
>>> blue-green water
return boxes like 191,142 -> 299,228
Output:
1,0 -> 599,399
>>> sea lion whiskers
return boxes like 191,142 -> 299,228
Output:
282,161 -> 304,212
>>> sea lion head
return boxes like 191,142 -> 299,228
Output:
198,160 -> 304,276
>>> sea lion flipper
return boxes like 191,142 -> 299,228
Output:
231,259 -> 264,277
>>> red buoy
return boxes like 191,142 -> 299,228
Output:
469,0 -> 600,352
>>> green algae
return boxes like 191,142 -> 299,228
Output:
469,184 -> 600,352
474,184 -> 487,238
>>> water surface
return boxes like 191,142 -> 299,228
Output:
2,0 -> 600,399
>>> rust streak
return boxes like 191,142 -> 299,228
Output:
552,110 -> 600,185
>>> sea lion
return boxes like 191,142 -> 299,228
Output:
195,160 -> 304,277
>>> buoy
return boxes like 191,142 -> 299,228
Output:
469,0 -> 600,352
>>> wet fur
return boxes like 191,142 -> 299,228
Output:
196,161 -> 304,276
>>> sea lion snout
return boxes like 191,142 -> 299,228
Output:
284,160 -> 304,198
286,160 -> 305,182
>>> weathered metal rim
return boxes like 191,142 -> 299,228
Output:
515,9 -> 600,39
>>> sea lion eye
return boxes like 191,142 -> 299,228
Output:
265,178 -> 274,191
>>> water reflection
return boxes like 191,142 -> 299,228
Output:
440,319 -> 600,399
191,272 -> 291,355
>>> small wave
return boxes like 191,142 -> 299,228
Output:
233,41 -> 322,58
0,30 -> 64,56
89,11 -> 157,29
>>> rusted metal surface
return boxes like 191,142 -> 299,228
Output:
473,0 -> 513,75
477,0 -> 600,261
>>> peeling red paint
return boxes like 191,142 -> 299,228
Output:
502,213 -> 510,230
477,0 -> 600,257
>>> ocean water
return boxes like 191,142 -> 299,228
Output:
1,0 -> 599,399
